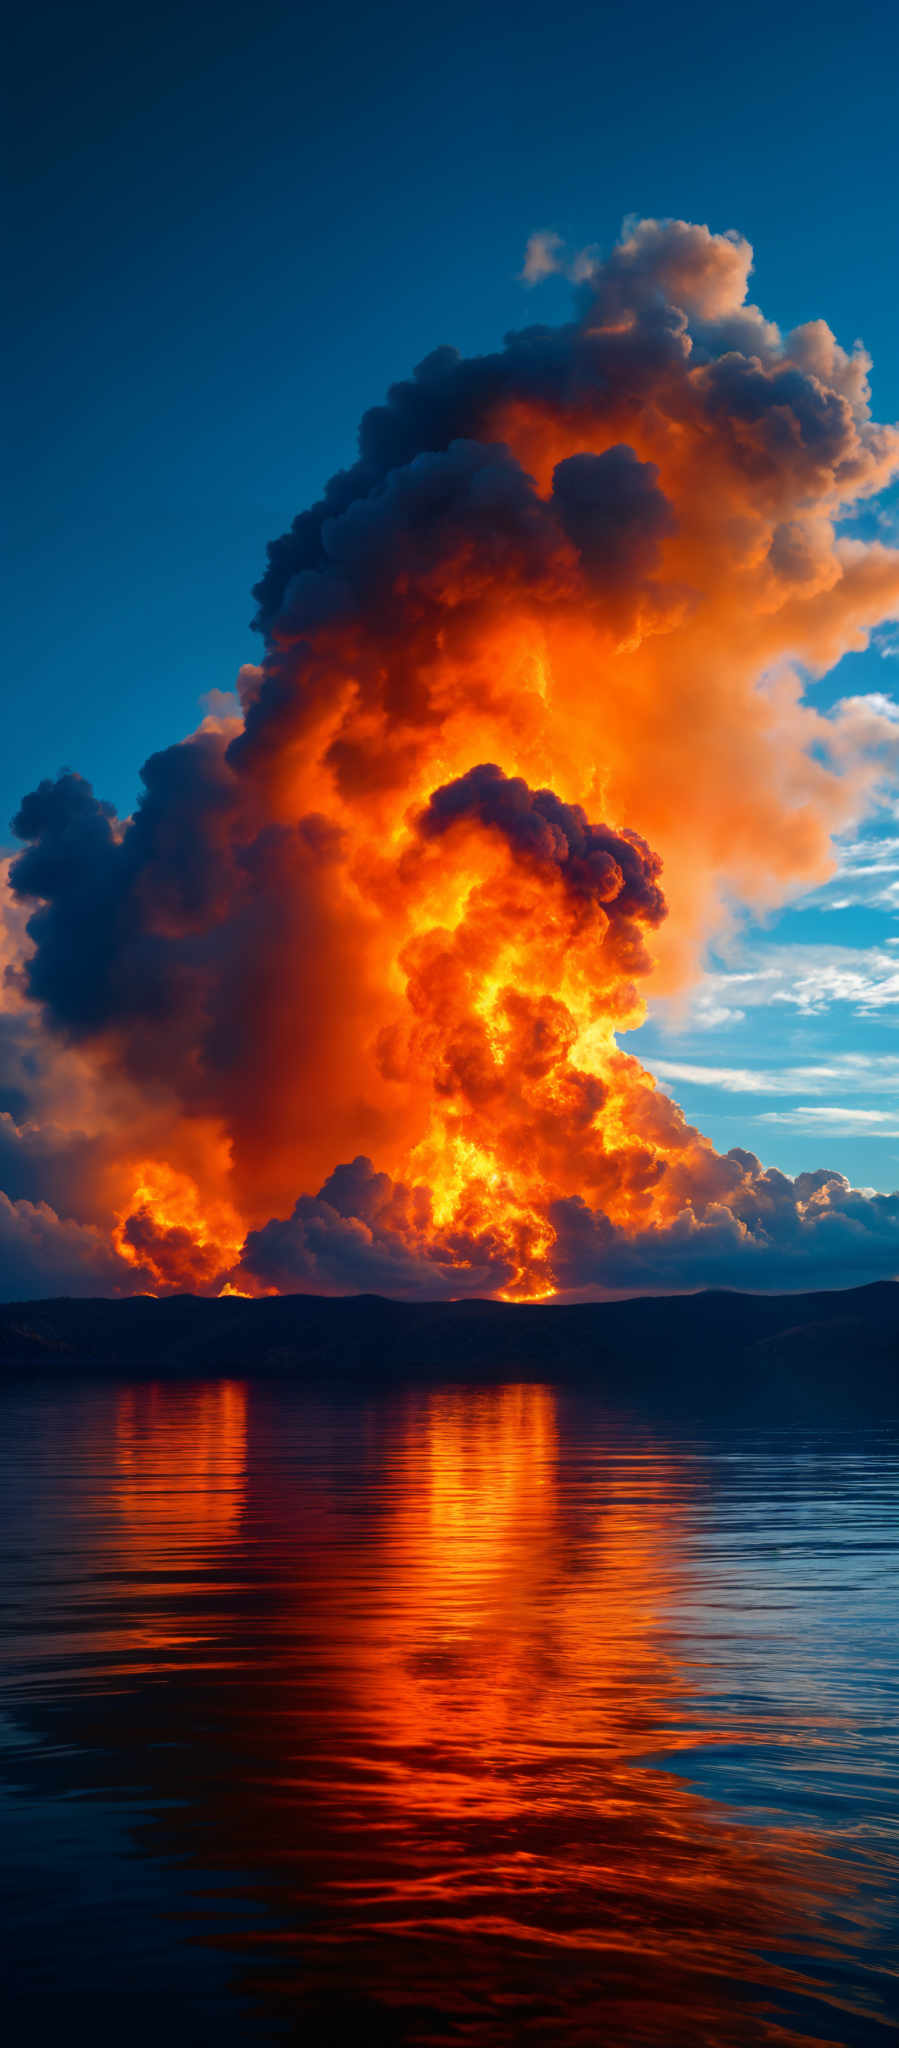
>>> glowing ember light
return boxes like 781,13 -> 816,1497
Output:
114,1162 -> 245,1294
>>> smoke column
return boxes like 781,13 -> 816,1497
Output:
5,217 -> 899,1300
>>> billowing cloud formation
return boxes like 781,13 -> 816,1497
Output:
242,1153 -> 899,1301
0,1193 -> 137,1299
4,216 -> 899,1301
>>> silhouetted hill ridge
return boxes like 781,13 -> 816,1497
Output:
1,1283 -> 898,1417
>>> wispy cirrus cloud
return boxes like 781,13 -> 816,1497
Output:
666,943 -> 899,1025
649,1053 -> 899,1095
835,835 -> 899,876
810,823 -> 899,910
758,1105 -> 899,1136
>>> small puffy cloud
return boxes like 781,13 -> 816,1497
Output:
520,231 -> 599,285
836,690 -> 899,727
197,689 -> 243,734
520,230 -> 565,284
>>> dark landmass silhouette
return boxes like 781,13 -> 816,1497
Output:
1,1283 -> 898,1417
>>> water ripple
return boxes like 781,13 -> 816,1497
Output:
1,1378 -> 897,2045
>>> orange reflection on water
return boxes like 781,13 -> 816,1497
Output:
350,1384 -> 689,1798
114,1381 -> 247,1551
264,1383 -> 861,2046
4,1379 -> 892,2046
109,1381 -> 247,1661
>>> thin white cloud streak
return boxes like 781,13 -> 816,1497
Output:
807,829 -> 899,909
759,1106 -> 899,1136
649,1054 -> 899,1095
835,835 -> 899,874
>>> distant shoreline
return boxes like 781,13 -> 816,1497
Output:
1,1283 -> 898,1418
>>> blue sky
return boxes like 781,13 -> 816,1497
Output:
6,0 -> 899,1193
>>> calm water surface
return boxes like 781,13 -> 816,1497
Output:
0,1377 -> 897,2045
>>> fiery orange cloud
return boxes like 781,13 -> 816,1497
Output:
4,217 -> 899,1300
